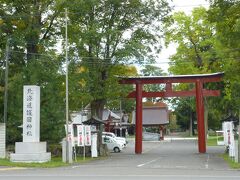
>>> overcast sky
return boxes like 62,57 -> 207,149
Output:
157,0 -> 209,73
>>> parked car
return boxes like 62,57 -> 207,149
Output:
143,132 -> 160,141
102,132 -> 127,146
102,136 -> 123,153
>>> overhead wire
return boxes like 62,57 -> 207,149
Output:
7,38 -> 240,62
8,50 -> 240,66
0,3 -> 212,19
4,36 -> 240,52
1,2 -> 239,68
2,34 -> 240,63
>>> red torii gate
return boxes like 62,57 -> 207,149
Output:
119,72 -> 224,154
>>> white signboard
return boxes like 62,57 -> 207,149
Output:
223,122 -> 234,146
65,124 -> 74,147
77,125 -> 91,146
222,122 -> 235,157
91,133 -> 98,157
23,86 -> 40,142
77,125 -> 85,147
85,125 -> 91,146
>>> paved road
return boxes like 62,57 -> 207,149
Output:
1,139 -> 240,180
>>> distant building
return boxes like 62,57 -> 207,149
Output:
131,102 -> 169,126
71,111 -> 90,124
103,110 -> 129,137
70,106 -> 128,137
131,101 -> 170,140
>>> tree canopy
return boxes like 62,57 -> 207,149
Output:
66,0 -> 171,117
164,1 -> 240,131
1,0 -> 240,144
0,0 -> 171,144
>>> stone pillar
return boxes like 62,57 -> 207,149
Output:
10,86 -> 51,163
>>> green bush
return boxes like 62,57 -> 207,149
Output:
47,144 -> 62,157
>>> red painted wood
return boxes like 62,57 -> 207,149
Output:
118,73 -> 223,154
196,80 -> 206,153
119,73 -> 223,84
127,89 -> 220,98
135,83 -> 143,154
166,82 -> 172,92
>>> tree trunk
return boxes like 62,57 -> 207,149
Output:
91,98 -> 107,156
189,111 -> 193,137
26,2 -> 41,61
90,99 -> 105,119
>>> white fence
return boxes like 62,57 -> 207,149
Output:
0,123 -> 6,158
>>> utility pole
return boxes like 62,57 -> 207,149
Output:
65,8 -> 71,163
4,39 -> 10,125
2,39 -> 10,159
120,100 -> 122,137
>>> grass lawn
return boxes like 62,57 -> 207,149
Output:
207,136 -> 218,146
221,153 -> 240,169
206,136 -> 240,169
0,156 -> 104,168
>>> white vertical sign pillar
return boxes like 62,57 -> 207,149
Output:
10,85 -> 51,163
23,86 -> 40,142
77,125 -> 94,158
77,125 -> 85,147
65,124 -> 74,147
85,125 -> 91,146
91,134 -> 98,157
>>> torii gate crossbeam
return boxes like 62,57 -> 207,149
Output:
119,72 -> 224,154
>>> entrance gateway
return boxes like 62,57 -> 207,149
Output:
119,72 -> 224,154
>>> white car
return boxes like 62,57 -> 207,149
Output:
102,136 -> 123,153
102,132 -> 127,146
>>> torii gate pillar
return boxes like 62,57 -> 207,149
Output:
119,72 -> 223,155
134,80 -> 207,154
135,83 -> 143,154
196,80 -> 206,153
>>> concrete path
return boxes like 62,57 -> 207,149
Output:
0,139 -> 239,180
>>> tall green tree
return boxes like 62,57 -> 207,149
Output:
165,7 -> 221,75
140,65 -> 166,102
0,0 -> 172,144
164,7 -> 224,132
0,0 -> 67,144
0,0 -> 65,63
6,56 -> 66,144
66,0 -> 171,118
208,0 -> 240,115
174,98 -> 196,132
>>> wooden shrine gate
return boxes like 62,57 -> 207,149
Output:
119,72 -> 224,154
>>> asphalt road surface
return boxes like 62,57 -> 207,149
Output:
1,139 -> 240,180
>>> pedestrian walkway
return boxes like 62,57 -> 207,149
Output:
86,138 -> 230,171
0,139 -> 238,180
0,166 -> 26,171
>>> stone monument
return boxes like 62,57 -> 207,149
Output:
10,85 -> 51,163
